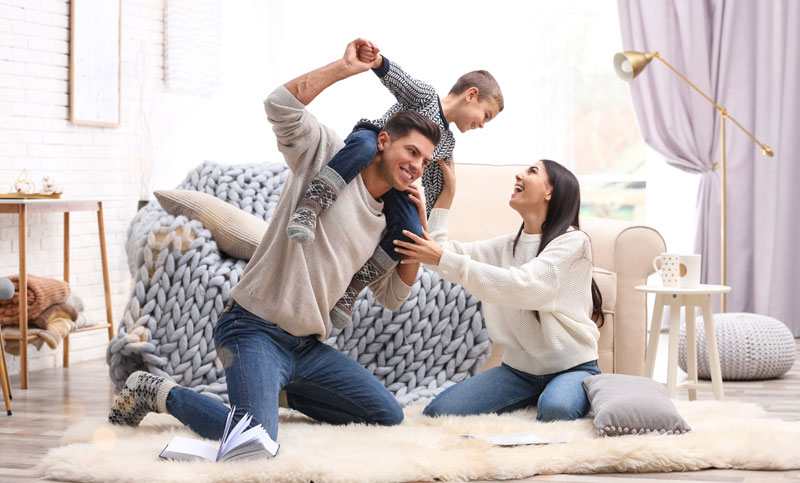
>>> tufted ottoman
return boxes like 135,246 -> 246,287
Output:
679,312 -> 796,380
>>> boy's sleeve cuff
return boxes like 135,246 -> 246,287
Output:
372,55 -> 391,78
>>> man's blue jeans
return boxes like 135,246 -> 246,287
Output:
423,360 -> 600,422
165,304 -> 404,440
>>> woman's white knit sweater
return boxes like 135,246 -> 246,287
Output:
426,208 -> 600,375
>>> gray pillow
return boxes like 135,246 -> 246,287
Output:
582,374 -> 691,436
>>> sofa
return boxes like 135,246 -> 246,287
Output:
108,161 -> 664,408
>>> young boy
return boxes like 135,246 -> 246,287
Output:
288,40 -> 504,328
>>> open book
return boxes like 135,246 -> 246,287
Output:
159,407 -> 279,462
462,432 -> 559,446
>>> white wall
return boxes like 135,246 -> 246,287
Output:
0,0 -> 219,374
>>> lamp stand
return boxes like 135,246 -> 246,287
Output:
620,51 -> 774,312
720,112 -> 727,312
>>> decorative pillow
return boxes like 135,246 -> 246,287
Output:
582,374 -> 691,436
154,190 -> 268,260
679,312 -> 796,380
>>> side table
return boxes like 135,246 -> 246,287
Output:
635,284 -> 731,401
0,199 -> 115,389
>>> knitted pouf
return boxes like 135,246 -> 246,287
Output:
108,161 -> 490,407
679,312 -> 796,380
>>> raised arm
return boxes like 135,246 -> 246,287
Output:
284,38 -> 382,105
371,55 -> 438,110
267,39 -> 381,173
405,230 -> 592,311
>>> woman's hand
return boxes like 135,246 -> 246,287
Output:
405,183 -> 427,232
394,230 -> 444,266
433,157 -> 456,210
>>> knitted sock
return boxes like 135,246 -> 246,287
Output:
331,247 -> 397,328
108,371 -> 177,426
288,166 -> 346,245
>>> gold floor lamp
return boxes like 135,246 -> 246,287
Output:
613,51 -> 773,312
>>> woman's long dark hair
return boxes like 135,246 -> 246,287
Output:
512,160 -> 604,327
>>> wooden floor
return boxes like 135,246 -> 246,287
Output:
1,340 -> 799,482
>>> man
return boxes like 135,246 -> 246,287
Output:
108,38 -> 441,441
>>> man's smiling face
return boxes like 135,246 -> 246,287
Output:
376,130 -> 434,191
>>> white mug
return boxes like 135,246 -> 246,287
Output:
678,254 -> 701,288
653,253 -> 702,288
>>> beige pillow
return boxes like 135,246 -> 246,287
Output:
154,190 -> 268,260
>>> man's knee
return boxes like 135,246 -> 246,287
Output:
373,399 -> 404,426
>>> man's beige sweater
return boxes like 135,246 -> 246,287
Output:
231,86 -> 412,340
426,208 -> 600,375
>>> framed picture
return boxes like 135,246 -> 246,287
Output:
69,0 -> 121,127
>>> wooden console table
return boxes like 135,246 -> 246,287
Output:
0,199 -> 114,389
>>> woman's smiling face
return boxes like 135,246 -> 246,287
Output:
509,160 -> 552,213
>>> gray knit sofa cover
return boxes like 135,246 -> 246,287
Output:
107,161 -> 491,406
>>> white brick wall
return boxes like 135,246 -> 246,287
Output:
0,0 -> 218,376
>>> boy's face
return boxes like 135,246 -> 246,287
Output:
376,131 -> 434,191
452,96 -> 501,133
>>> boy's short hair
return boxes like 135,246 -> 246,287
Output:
383,110 -> 442,147
449,70 -> 504,112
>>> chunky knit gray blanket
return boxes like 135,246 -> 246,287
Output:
107,161 -> 491,406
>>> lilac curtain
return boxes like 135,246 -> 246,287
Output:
618,0 -> 800,334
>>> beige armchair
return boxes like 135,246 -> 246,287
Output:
445,164 -> 666,376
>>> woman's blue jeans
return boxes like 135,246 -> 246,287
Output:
423,360 -> 600,422
165,304 -> 404,441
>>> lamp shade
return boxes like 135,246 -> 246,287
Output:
614,51 -> 654,81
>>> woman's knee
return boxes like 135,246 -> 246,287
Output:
536,397 -> 588,422
422,393 -> 466,418
422,400 -> 442,418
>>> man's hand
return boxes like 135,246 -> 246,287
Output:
355,40 -> 383,70
394,230 -> 444,266
344,38 -> 380,75
394,183 -> 426,285
433,157 -> 456,210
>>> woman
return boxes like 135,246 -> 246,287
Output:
394,158 -> 604,422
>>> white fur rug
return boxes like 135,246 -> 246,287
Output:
39,401 -> 800,483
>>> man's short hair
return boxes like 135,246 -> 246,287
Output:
383,110 -> 441,147
449,70 -> 504,112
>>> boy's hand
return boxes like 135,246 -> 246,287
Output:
343,39 -> 379,74
433,157 -> 456,210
